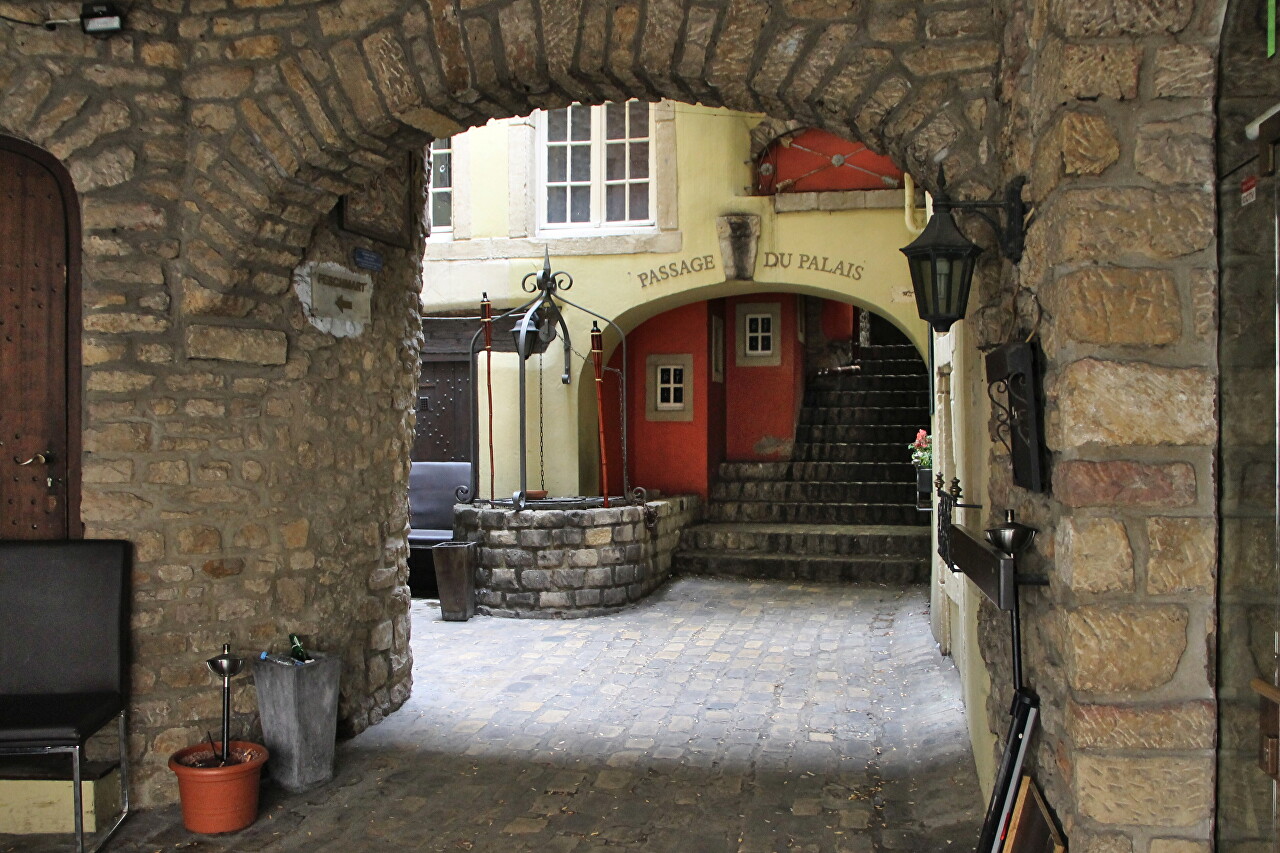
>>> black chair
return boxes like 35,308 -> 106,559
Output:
0,540 -> 131,853
407,462 -> 472,595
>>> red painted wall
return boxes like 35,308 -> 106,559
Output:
759,128 -> 905,193
613,296 -> 808,496
621,302 -> 713,499
706,300 -> 727,487
822,301 -> 854,342
724,294 -> 803,461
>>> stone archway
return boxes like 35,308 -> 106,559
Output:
160,6 -> 1003,804
175,1 -> 1003,298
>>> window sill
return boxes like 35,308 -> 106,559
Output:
425,231 -> 683,261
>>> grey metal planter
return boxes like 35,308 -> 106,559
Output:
916,467 -> 933,511
432,541 -> 477,621
252,652 -> 341,792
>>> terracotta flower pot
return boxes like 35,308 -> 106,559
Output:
169,741 -> 269,834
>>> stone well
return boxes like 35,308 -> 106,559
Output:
455,497 -> 699,618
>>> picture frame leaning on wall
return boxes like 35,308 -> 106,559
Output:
340,149 -> 417,249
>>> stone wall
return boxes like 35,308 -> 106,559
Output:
982,1 -> 1226,850
1,3 -> 428,804
459,497 -> 699,617
90,204 -> 425,806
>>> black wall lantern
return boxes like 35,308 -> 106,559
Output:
900,171 -> 1028,333
80,2 -> 124,35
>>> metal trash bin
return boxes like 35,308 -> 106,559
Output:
431,541 -> 477,621
252,652 -> 341,792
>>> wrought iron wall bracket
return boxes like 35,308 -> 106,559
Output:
934,172 -> 1028,263
935,484 -> 982,571
985,342 -> 1047,493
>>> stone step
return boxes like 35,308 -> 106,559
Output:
717,462 -> 791,481
717,461 -> 918,483
800,406 -> 930,427
797,424 -> 929,444
857,344 -> 921,360
788,461 -> 918,482
679,522 -> 931,557
706,500 -> 924,525
792,442 -> 909,463
711,480 -> 916,504
839,358 -> 928,377
672,550 -> 929,584
806,389 -> 930,408
807,374 -> 930,393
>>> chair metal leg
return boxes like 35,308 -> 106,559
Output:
87,711 -> 130,853
71,744 -> 84,853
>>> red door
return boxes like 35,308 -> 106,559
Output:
0,137 -> 81,539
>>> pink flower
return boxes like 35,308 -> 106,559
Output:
913,429 -> 929,449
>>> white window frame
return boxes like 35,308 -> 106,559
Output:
745,313 -> 774,357
646,353 -> 694,422
427,137 -> 454,240
655,363 -> 687,411
734,302 -> 782,368
535,101 -> 657,236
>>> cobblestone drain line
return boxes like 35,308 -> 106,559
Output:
3,578 -> 981,852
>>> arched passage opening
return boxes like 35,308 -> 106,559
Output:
579,286 -> 928,504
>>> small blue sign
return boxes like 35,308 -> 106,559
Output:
353,248 -> 384,272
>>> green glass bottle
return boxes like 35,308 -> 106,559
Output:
288,632 -> 312,663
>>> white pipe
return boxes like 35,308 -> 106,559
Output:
1247,101 -> 1280,140
904,174 -> 927,235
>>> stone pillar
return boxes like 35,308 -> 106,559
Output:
993,1 -> 1222,847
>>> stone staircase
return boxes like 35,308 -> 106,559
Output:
673,343 -> 932,583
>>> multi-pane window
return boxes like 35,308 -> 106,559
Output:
656,364 -> 686,410
429,138 -> 452,234
745,314 -> 774,356
543,101 -> 652,230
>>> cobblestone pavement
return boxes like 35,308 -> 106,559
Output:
8,578 -> 982,852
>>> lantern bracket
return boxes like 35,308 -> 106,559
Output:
935,173 -> 1027,264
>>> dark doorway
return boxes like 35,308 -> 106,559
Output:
411,357 -> 471,463
408,355 -> 472,598
0,137 -> 81,539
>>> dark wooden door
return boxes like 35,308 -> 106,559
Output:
0,139 -> 79,539
411,358 -> 471,462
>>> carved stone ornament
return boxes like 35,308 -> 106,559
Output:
716,214 -> 761,281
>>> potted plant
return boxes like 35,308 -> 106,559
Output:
168,644 -> 269,834
909,429 -> 933,495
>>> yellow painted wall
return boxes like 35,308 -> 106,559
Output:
424,103 -> 929,498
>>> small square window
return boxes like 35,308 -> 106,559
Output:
656,363 -> 687,411
745,313 -> 774,356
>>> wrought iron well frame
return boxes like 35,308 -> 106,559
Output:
463,253 -> 642,510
